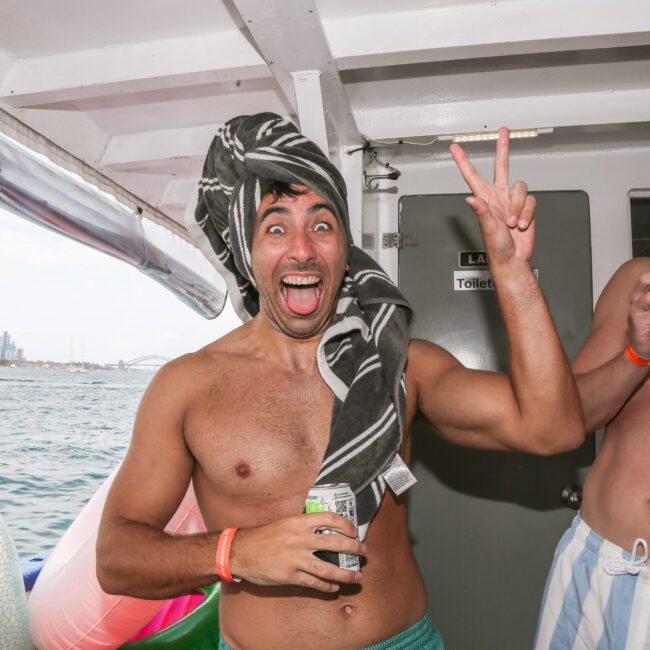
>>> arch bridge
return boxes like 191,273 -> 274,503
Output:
118,355 -> 171,370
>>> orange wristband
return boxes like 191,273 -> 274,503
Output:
625,343 -> 650,367
216,527 -> 240,583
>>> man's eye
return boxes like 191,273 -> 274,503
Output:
268,225 -> 284,234
314,222 -> 331,232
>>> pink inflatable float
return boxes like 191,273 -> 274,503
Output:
28,468 -> 207,649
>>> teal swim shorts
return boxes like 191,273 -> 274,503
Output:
218,613 -> 444,649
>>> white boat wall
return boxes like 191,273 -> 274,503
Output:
1,1 -> 649,648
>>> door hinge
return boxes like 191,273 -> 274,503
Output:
382,232 -> 418,249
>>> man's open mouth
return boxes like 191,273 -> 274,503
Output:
280,274 -> 323,315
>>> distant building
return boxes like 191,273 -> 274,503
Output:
1,331 -> 21,361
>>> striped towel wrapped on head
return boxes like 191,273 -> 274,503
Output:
185,113 -> 413,536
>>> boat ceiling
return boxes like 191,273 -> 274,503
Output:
1,0 -> 649,234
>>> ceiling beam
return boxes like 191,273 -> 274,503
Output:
291,70 -> 329,153
325,0 -> 650,70
100,123 -> 223,170
232,0 -> 360,148
0,31 -> 268,108
357,88 -> 650,140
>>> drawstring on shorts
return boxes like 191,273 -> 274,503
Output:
603,538 -> 649,576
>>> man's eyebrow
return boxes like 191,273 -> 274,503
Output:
258,205 -> 289,222
308,202 -> 336,216
258,202 -> 336,222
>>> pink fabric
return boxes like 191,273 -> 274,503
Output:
128,592 -> 206,641
28,467 -> 207,649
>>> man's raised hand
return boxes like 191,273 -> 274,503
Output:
629,271 -> 650,360
450,127 -> 537,268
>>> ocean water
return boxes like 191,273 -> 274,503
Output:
0,365 -> 156,558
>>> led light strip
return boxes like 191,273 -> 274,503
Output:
438,128 -> 553,143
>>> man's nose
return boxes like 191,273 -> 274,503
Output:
287,229 -> 316,263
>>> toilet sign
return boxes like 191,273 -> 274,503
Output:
454,267 -> 539,291
459,251 -> 489,268
454,270 -> 495,291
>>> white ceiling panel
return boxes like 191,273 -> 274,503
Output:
0,0 -> 648,233
343,48 -> 650,111
0,0 -> 244,57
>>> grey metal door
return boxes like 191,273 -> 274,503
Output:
399,191 -> 594,650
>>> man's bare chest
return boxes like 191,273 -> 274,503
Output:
597,377 -> 650,481
184,365 -> 334,503
612,376 -> 650,434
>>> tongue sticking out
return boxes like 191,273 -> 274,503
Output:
284,285 -> 320,315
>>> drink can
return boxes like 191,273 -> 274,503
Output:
305,483 -> 360,571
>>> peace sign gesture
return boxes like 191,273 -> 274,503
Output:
450,127 -> 537,267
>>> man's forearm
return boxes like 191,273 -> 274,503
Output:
575,351 -> 650,432
492,261 -> 585,452
96,521 -> 219,599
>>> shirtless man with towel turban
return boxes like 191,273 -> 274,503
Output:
96,114 -> 585,649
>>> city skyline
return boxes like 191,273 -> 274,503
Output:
0,330 -> 24,362
0,328 -> 145,366
0,207 -> 242,365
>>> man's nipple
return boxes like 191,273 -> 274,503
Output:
235,462 -> 251,478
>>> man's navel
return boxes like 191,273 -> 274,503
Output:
341,603 -> 356,617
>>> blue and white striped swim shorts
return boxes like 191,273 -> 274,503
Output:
534,514 -> 649,650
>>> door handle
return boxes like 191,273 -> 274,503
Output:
561,484 -> 583,510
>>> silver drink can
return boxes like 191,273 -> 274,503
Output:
305,483 -> 360,571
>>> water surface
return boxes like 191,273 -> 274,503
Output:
0,366 -> 155,557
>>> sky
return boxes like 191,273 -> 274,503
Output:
0,207 -> 242,364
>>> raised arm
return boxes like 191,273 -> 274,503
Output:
411,128 -> 584,455
572,257 -> 650,431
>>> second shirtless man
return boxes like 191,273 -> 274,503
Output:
96,113 -> 585,649
535,257 -> 650,650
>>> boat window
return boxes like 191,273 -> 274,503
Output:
630,194 -> 650,258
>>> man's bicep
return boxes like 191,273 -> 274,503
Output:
409,340 -> 517,450
101,365 -> 195,531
